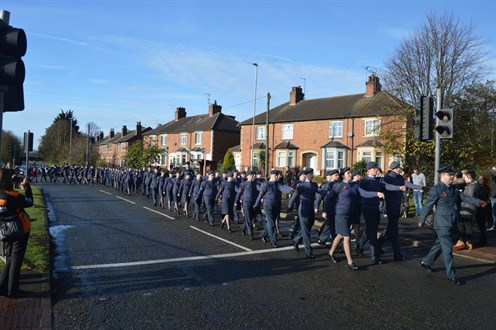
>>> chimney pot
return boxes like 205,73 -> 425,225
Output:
289,86 -> 304,105
208,100 -> 222,116
365,75 -> 381,97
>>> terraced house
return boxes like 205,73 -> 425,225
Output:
143,101 -> 240,173
238,75 -> 408,175
96,122 -> 152,167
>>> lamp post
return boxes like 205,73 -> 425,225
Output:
250,63 -> 258,170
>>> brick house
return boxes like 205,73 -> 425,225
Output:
143,101 -> 240,173
238,75 -> 407,175
96,122 -> 152,167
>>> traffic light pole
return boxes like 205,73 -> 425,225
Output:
434,87 -> 441,185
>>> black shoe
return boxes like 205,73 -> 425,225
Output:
272,243 -> 279,248
260,235 -> 267,243
306,253 -> 315,259
394,254 -> 406,261
293,242 -> 300,252
420,261 -> 433,272
329,253 -> 338,263
220,222 -> 224,229
249,235 -> 254,240
241,229 -> 246,236
374,259 -> 383,265
346,263 -> 359,271
317,240 -> 326,247
228,228 -> 232,233
209,221 -> 214,226
451,278 -> 462,286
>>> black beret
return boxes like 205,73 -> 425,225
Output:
270,169 -> 280,175
227,171 -> 234,177
326,169 -> 339,176
207,170 -> 215,175
366,161 -> 378,170
389,161 -> 400,170
340,167 -> 351,176
438,165 -> 455,174
303,168 -> 314,175
351,170 -> 362,177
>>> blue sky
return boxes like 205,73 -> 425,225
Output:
2,0 -> 495,149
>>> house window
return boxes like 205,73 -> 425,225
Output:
361,151 -> 372,163
160,134 -> 166,146
277,151 -> 286,167
181,134 -> 187,145
375,152 -> 383,169
325,151 -> 335,169
150,136 -> 156,146
337,150 -> 345,169
365,119 -> 381,136
288,151 -> 295,167
329,121 -> 343,138
256,126 -> 266,140
195,132 -> 202,145
181,154 -> 187,165
160,154 -> 167,166
281,124 -> 293,140
252,151 -> 259,166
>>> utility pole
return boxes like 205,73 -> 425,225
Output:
265,93 -> 270,176
86,123 -> 90,166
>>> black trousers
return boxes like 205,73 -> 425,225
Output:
0,232 -> 30,297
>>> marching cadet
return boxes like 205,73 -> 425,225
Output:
254,169 -> 293,248
315,169 -> 340,246
350,170 -> 364,255
418,165 -> 487,285
158,170 -> 168,209
189,172 -> 203,221
235,171 -> 258,240
179,172 -> 193,217
288,170 -> 305,239
216,171 -> 236,232
289,168 -> 323,259
380,161 -> 424,261
150,167 -> 161,206
358,161 -> 405,265
197,170 -> 218,226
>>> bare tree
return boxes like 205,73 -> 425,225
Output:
383,12 -> 486,107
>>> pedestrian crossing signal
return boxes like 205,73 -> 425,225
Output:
435,109 -> 453,139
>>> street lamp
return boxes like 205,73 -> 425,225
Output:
250,62 -> 258,170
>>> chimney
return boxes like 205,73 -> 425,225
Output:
175,107 -> 186,121
98,131 -> 104,141
289,86 -> 304,105
365,75 -> 381,97
109,128 -> 114,139
136,122 -> 142,136
121,125 -> 128,137
208,100 -> 222,116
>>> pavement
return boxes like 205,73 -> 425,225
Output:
0,205 -> 494,329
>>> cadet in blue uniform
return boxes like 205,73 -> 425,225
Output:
179,172 -> 193,217
350,170 -> 364,255
254,169 -> 293,248
197,170 -> 218,226
216,171 -> 236,232
358,161 -> 405,264
288,171 -> 305,239
189,172 -> 203,221
418,165 -> 487,285
289,168 -> 323,258
235,171 -> 258,240
380,161 -> 424,261
315,169 -> 340,246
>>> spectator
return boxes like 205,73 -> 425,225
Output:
477,175 -> 491,247
488,167 -> 496,232
411,167 -> 426,217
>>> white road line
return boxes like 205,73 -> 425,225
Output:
190,226 -> 252,252
143,206 -> 175,219
99,190 -> 112,195
71,244 -> 318,270
116,196 -> 136,204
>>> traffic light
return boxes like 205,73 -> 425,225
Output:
435,108 -> 454,139
23,131 -> 33,152
414,95 -> 434,141
8,143 -> 13,159
0,14 -> 27,112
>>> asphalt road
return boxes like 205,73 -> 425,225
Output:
42,183 -> 496,329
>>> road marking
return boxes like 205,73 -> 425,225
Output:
99,190 -> 112,195
116,196 -> 136,204
190,226 -> 252,252
71,244 -> 319,270
143,206 -> 175,219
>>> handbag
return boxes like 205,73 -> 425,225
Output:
0,217 -> 24,242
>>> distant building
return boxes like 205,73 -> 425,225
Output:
143,101 -> 240,173
96,122 -> 152,167
238,75 -> 408,174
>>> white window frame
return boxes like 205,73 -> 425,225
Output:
287,151 -> 295,167
364,119 -> 381,136
276,151 -> 286,167
180,133 -> 187,145
195,132 -> 202,145
150,136 -> 156,146
281,124 -> 293,140
256,126 -> 266,140
160,134 -> 167,146
328,121 -> 343,138
252,151 -> 259,166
